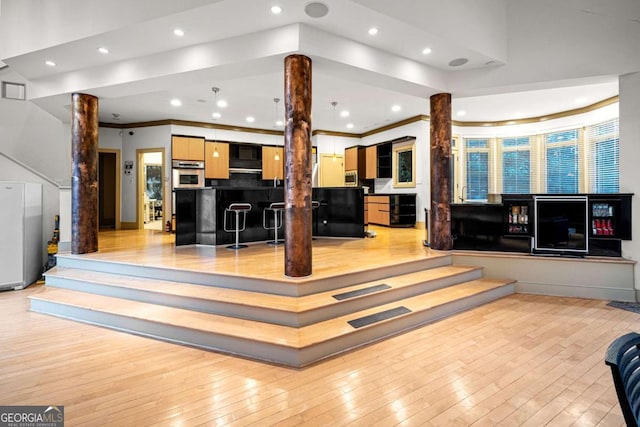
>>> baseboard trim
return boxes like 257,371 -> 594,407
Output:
121,222 -> 137,230
516,281 -> 636,302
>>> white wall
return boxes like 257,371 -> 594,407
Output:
0,69 -> 71,185
119,126 -> 171,223
619,72 -> 640,292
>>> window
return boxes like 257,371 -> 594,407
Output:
465,139 -> 489,201
588,118 -> 619,193
545,130 -> 579,193
501,137 -> 530,194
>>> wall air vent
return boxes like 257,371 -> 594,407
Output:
2,81 -> 26,100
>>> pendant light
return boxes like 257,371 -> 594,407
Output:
331,101 -> 338,162
273,98 -> 281,161
212,87 -> 220,158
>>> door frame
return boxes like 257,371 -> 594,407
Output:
98,148 -> 121,230
136,148 -> 166,229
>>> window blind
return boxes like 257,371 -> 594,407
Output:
587,118 -> 619,193
545,130 -> 579,193
501,137 -> 530,194
465,139 -> 489,201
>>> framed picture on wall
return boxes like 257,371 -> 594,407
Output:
393,141 -> 416,188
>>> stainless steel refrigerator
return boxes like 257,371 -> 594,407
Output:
0,182 -> 42,290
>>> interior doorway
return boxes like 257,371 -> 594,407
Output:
319,154 -> 345,187
137,148 -> 166,231
98,149 -> 121,230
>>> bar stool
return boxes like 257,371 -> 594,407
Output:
312,200 -> 320,238
224,203 -> 252,249
263,202 -> 285,245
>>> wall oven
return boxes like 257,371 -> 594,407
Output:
172,160 -> 205,188
345,170 -> 358,187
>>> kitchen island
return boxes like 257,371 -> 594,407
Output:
174,187 -> 366,246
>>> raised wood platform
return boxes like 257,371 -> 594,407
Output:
30,228 -> 515,367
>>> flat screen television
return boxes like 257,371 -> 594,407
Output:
533,196 -> 588,255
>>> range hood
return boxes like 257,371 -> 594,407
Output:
229,167 -> 262,174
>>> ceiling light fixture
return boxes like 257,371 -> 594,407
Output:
271,5 -> 282,14
391,105 -> 401,112
173,29 -> 184,37
368,27 -> 378,36
246,116 -> 255,123
97,47 -> 109,54
212,87 -> 220,157
170,98 -> 182,107
457,110 -> 466,117
346,123 -> 354,129
575,97 -> 588,104
273,98 -> 281,161
331,101 -> 338,162
45,60 -> 56,67
422,47 -> 432,55
217,99 -> 227,108
340,110 -> 349,117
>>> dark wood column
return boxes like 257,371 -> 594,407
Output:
430,93 -> 453,250
71,93 -> 99,254
283,54 -> 313,277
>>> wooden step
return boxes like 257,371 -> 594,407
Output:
29,278 -> 515,367
54,252 -> 453,296
45,265 -> 483,326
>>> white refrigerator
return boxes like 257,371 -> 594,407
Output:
0,182 -> 42,290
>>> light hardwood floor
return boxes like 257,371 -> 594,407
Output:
0,228 -> 632,425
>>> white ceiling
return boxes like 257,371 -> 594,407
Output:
0,0 -> 637,133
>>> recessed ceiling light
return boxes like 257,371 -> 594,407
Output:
271,5 -> 282,14
45,60 -> 56,67
97,47 -> 109,54
217,100 -> 227,108
514,112 -> 524,118
276,120 -> 284,126
170,99 -> 182,107
340,110 -> 350,117
212,112 -> 221,119
422,47 -> 432,55
368,27 -> 378,36
391,105 -> 401,112
575,97 -> 588,104
246,116 -> 255,123
448,57 -> 469,67
346,123 -> 354,129
457,110 -> 466,117
173,28 -> 184,37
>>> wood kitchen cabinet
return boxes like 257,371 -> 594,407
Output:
367,194 -> 416,227
344,146 -> 358,171
172,136 -> 205,161
262,146 -> 284,180
204,141 -> 229,179
365,145 -> 377,179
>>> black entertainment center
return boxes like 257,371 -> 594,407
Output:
452,193 -> 633,257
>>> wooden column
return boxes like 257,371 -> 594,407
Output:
283,54 -> 313,277
71,93 -> 99,254
430,93 -> 453,250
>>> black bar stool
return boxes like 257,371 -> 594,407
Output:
263,202 -> 285,245
224,203 -> 252,249
312,200 -> 320,238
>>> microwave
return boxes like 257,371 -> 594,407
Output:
172,160 -> 205,188
345,170 -> 358,187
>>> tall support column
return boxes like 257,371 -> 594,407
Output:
71,93 -> 99,254
430,93 -> 453,250
283,54 -> 313,277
